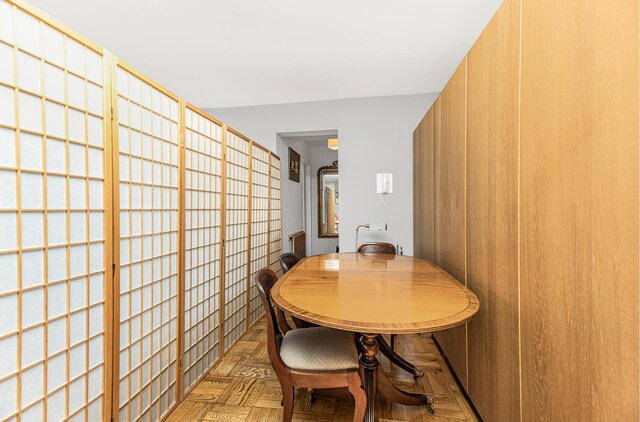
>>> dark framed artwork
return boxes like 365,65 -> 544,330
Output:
288,147 -> 300,183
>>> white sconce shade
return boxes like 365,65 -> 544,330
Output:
370,220 -> 387,231
376,173 -> 393,194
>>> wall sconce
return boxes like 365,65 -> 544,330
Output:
376,173 -> 393,205
328,138 -> 339,151
355,220 -> 388,250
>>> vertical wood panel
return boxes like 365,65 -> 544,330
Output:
413,107 -> 436,263
465,0 -> 520,420
432,98 -> 444,348
421,108 -> 435,263
436,61 -> 466,283
520,0 -> 639,420
434,60 -> 468,389
412,121 -> 422,259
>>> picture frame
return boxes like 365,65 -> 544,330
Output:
288,147 -> 300,183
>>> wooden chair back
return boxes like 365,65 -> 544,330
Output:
279,252 -> 300,274
253,268 -> 288,370
357,242 -> 396,254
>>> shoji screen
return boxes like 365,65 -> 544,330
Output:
249,144 -> 269,326
269,155 -> 282,277
115,63 -> 180,421
0,2 -> 110,421
182,106 -> 222,394
222,130 -> 250,351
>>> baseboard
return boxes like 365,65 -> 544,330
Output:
430,334 -> 484,422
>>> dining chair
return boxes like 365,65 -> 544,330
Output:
279,252 -> 300,274
279,253 -> 317,329
254,268 -> 366,422
357,242 -> 397,347
356,242 -> 424,379
356,242 -> 396,254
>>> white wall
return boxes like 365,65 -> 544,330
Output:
204,92 -> 437,255
272,135 -> 314,254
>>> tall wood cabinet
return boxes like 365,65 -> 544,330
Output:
434,60 -> 469,389
519,0 -> 639,420
412,0 -> 639,420
465,0 -> 521,420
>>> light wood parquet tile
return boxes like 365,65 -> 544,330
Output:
166,319 -> 479,421
245,407 -> 283,421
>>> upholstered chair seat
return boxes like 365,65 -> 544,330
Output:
280,327 -> 359,371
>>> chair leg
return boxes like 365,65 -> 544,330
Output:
282,385 -> 294,422
346,371 -> 366,422
282,385 -> 295,422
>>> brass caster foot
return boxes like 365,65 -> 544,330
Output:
427,402 -> 435,414
426,394 -> 435,414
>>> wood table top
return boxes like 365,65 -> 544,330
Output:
271,253 -> 480,334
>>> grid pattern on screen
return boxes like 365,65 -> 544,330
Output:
269,156 -> 282,278
0,2 -> 107,421
223,131 -> 250,351
116,64 -> 179,422
182,107 -> 222,393
249,145 -> 269,325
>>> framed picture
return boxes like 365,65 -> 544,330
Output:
289,147 -> 300,183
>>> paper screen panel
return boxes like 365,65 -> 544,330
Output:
222,131 -> 250,351
249,145 -> 269,325
116,64 -> 179,422
0,2 -> 107,420
269,156 -> 282,278
182,107 -> 222,393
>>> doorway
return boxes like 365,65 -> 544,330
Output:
277,130 -> 339,256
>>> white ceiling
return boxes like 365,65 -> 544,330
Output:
29,0 -> 503,109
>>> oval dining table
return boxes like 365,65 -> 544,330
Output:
270,252 -> 480,422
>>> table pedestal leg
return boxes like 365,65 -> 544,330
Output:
376,335 -> 424,378
360,332 -> 436,419
376,365 -> 435,414
359,333 -> 379,422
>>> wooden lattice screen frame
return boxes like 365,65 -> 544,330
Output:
0,2 -> 278,421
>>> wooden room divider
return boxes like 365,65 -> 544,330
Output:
268,155 -> 282,278
180,105 -> 223,398
248,144 -> 270,327
221,129 -> 250,353
0,1 -> 283,420
0,2 -> 112,420
113,59 -> 181,422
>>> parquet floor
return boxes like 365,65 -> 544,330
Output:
167,319 -> 479,421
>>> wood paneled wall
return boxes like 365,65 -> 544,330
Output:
412,0 -> 639,420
